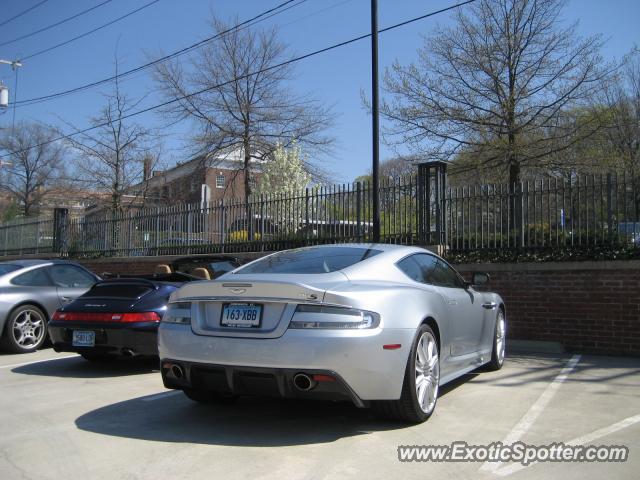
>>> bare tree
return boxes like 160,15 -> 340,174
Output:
357,156 -> 418,182
152,17 -> 334,204
381,0 -> 608,187
0,122 -> 65,217
63,65 -> 160,212
600,48 -> 640,179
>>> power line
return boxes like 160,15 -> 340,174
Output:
12,0 -> 304,107
21,0 -> 161,61
0,0 -> 49,29
0,0 -> 476,160
0,0 -> 114,48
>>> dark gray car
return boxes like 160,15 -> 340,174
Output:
0,260 -> 100,353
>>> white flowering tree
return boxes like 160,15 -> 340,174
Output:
252,142 -> 310,239
255,142 -> 310,197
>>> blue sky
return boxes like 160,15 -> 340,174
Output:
0,0 -> 638,183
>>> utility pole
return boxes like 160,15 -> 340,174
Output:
371,0 -> 380,243
0,59 -> 23,135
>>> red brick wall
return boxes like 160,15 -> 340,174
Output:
456,261 -> 640,356
60,255 -> 640,356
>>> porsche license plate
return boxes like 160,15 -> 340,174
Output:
221,304 -> 262,328
72,330 -> 95,347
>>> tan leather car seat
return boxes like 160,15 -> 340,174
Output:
192,268 -> 211,280
154,264 -> 172,275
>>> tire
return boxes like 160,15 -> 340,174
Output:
0,305 -> 48,354
183,388 -> 238,405
485,308 -> 506,371
373,324 -> 440,423
80,352 -> 114,362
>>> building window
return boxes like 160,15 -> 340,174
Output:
216,174 -> 225,189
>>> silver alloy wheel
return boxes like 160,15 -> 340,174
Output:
12,309 -> 45,348
496,310 -> 506,364
415,331 -> 440,414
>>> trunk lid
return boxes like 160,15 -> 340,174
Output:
174,272 -> 348,338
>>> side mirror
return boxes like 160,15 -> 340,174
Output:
472,272 -> 490,286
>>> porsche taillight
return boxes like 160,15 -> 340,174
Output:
52,312 -> 161,323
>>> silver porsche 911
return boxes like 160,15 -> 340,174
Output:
159,244 -> 506,423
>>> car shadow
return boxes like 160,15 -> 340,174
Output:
76,394 -> 407,447
74,370 -> 477,447
12,356 -> 159,378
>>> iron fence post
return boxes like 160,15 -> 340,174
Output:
304,188 -> 309,241
155,207 -> 160,252
127,212 -> 133,256
356,181 -> 362,241
606,173 -> 613,243
220,199 -> 226,253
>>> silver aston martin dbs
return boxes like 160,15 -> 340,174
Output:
158,244 -> 506,423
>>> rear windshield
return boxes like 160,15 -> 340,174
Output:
83,283 -> 152,299
235,246 -> 382,274
0,264 -> 20,276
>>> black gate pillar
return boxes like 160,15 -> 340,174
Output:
417,161 -> 448,250
53,208 -> 69,256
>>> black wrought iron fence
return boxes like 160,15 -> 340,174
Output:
0,171 -> 638,258
446,173 -> 640,252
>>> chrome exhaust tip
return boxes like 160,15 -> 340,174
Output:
170,364 -> 184,379
293,373 -> 317,391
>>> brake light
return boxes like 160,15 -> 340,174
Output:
120,312 -> 161,323
52,311 -> 161,322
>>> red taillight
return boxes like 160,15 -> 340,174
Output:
53,311 -> 161,323
120,312 -> 161,323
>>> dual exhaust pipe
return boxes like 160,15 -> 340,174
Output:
171,364 -> 185,379
165,364 -> 328,390
293,373 -> 317,391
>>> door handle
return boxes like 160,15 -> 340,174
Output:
482,302 -> 497,310
61,296 -> 72,303
447,299 -> 458,305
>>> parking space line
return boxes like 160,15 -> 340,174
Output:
0,354 -> 79,370
495,413 -> 640,477
141,390 -> 182,402
481,354 -> 581,474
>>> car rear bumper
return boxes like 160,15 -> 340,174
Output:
161,360 -> 367,407
49,321 -> 159,357
158,323 -> 416,401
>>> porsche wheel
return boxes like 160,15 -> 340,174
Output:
1,305 -> 48,354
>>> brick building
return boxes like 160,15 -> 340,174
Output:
131,150 -> 263,206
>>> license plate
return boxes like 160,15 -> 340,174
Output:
221,303 -> 262,328
72,330 -> 95,347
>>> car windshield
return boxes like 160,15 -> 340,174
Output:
0,264 -> 21,276
235,246 -> 382,274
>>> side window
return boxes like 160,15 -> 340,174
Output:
412,255 -> 438,284
431,259 -> 464,289
397,254 -> 438,284
397,254 -> 463,289
48,265 -> 95,288
11,268 -> 53,287
396,256 -> 423,282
